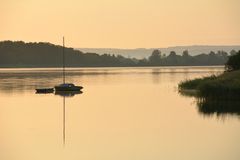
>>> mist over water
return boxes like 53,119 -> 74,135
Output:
0,66 -> 240,160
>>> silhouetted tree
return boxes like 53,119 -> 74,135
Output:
181,50 -> 193,65
217,50 -> 228,57
165,51 -> 181,65
209,51 -> 215,56
148,50 -> 161,65
182,50 -> 189,57
138,58 -> 148,66
226,50 -> 240,71
230,49 -> 237,56
169,51 -> 177,57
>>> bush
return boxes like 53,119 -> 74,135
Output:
226,50 -> 240,71
179,70 -> 240,97
179,75 -> 217,90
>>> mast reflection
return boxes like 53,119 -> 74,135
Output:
55,91 -> 83,147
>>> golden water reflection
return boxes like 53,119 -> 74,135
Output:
0,66 -> 240,160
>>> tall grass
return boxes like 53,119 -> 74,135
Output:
179,70 -> 240,97
179,75 -> 217,90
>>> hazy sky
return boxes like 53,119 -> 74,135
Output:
1,0 -> 240,48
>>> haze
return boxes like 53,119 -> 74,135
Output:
1,0 -> 240,48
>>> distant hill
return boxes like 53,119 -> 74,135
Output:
0,41 -> 234,68
78,45 -> 240,59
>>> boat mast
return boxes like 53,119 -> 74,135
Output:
63,36 -> 65,84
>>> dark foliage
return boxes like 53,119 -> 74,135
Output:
0,41 -> 136,67
226,50 -> 240,71
0,41 -> 230,67
179,87 -> 240,117
178,52 -> 240,117
179,70 -> 240,97
197,97 -> 240,116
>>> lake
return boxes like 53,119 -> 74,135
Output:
0,66 -> 239,160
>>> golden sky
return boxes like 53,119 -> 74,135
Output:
1,0 -> 240,48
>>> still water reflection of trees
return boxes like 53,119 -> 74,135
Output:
0,67 -> 222,93
0,70 -> 109,93
2,67 -> 235,119
180,90 -> 240,118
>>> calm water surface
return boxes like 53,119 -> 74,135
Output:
0,66 -> 239,160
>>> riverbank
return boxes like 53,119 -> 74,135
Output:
179,70 -> 240,97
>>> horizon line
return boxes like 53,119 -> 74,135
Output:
1,40 -> 240,49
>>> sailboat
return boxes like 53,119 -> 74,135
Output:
54,37 -> 83,92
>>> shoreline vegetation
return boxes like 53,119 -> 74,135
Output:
179,51 -> 240,116
179,51 -> 240,97
0,41 -> 235,68
179,70 -> 240,97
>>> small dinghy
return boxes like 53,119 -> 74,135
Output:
36,88 -> 54,93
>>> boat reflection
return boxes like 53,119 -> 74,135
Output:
35,88 -> 54,94
63,96 -> 66,146
35,90 -> 83,97
55,90 -> 83,97
55,90 -> 83,146
35,89 -> 83,146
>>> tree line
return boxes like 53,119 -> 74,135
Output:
0,41 -> 238,67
